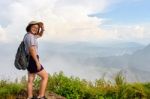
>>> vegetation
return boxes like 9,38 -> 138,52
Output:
0,71 -> 150,99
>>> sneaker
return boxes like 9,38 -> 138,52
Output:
32,97 -> 37,99
37,96 -> 47,99
27,97 -> 36,99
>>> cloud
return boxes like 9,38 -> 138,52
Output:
0,26 -> 7,42
105,24 -> 150,44
0,0 -> 149,43
53,0 -> 117,14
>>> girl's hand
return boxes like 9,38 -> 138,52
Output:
36,62 -> 41,71
36,22 -> 44,36
39,22 -> 44,31
39,22 -> 43,27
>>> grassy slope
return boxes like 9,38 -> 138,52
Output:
0,71 -> 150,99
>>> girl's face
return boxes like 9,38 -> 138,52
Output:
30,24 -> 39,34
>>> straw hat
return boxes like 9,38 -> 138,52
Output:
28,21 -> 42,25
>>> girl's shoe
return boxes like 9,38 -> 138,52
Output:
37,96 -> 47,99
27,97 -> 36,99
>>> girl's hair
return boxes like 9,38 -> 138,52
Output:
26,24 -> 40,33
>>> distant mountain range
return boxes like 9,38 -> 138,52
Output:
89,43 -> 150,70
39,41 -> 150,82
0,41 -> 149,82
81,43 -> 150,82
40,41 -> 145,57
48,41 -> 150,82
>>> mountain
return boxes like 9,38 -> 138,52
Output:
38,41 -> 148,82
98,43 -> 150,70
40,41 -> 145,57
129,44 -> 150,70
84,43 -> 150,82
0,41 -> 147,81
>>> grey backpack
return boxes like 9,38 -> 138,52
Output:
14,41 -> 29,70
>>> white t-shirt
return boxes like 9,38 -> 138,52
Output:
23,33 -> 38,55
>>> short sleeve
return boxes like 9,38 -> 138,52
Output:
26,35 -> 36,48
35,35 -> 41,38
23,33 -> 38,54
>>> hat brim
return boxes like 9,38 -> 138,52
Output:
28,21 -> 42,25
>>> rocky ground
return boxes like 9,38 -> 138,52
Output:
14,90 -> 66,99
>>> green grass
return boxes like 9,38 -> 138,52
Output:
0,80 -> 24,98
0,71 -> 150,99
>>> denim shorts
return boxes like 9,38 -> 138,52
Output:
27,55 -> 44,73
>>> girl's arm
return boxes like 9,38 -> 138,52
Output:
37,22 -> 44,37
29,46 -> 41,70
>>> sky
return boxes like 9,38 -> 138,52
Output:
0,0 -> 150,81
0,0 -> 150,44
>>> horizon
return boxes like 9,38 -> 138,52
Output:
0,41 -> 149,82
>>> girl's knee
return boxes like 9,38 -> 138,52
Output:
42,72 -> 48,80
28,80 -> 34,84
38,70 -> 48,80
44,72 -> 48,79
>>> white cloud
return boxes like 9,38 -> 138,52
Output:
0,0 -> 149,43
53,0 -> 117,14
107,24 -> 150,44
0,26 -> 7,42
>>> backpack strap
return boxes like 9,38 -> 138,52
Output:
22,33 -> 29,55
23,33 -> 28,42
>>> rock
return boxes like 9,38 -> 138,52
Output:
47,92 -> 66,99
15,90 -> 66,99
